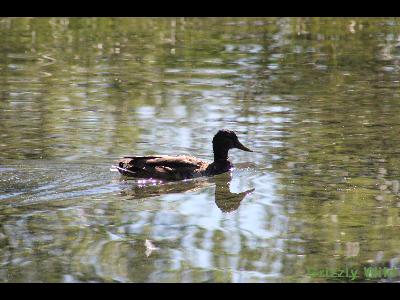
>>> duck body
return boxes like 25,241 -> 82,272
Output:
115,129 -> 252,181
117,155 -> 232,180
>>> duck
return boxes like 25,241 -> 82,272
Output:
114,129 -> 253,181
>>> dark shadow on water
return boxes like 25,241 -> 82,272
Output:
118,172 -> 255,213
213,172 -> 255,212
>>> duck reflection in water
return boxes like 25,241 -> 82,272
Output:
118,171 -> 254,213
213,172 -> 255,212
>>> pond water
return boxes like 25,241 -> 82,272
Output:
1,17 -> 400,282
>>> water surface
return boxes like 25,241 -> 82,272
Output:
1,17 -> 400,282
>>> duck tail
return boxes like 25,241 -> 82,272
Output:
110,164 -> 138,176
110,165 -> 119,172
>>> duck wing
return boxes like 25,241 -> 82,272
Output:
117,155 -> 208,180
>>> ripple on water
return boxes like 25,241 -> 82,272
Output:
0,160 -> 120,207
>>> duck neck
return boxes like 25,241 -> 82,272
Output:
213,146 -> 229,162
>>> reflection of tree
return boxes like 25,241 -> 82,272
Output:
253,18 -> 400,279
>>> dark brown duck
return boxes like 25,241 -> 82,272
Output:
115,129 -> 253,180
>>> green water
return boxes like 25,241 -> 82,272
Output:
1,17 -> 400,282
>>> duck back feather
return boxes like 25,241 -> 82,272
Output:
117,155 -> 210,180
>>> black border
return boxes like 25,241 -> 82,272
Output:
0,282 -> 399,297
1,0 -> 398,17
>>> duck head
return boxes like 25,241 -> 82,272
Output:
212,129 -> 252,161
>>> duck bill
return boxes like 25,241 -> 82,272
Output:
235,140 -> 253,152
